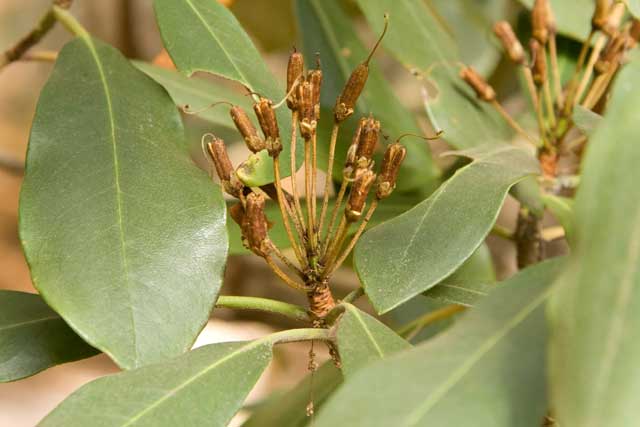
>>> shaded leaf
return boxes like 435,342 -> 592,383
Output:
295,0 -> 440,191
518,0 -> 593,40
424,282 -> 494,308
154,0 -> 299,184
0,291 -> 98,382
39,340 -> 272,427
355,145 -> 540,313
572,105 -> 602,137
625,0 -> 640,18
542,193 -> 574,243
19,37 -> 227,369
445,243 -> 496,283
355,0 -> 511,151
336,304 -> 410,377
315,258 -> 564,427
549,57 -> 640,427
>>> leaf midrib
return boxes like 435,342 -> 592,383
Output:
0,315 -> 60,332
346,305 -> 385,358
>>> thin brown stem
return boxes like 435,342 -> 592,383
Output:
574,34 -> 606,106
543,75 -> 557,130
397,304 -> 466,339
548,35 -> 564,108
322,216 -> 350,272
289,112 -> 306,229
582,63 -> 618,109
304,138 -> 316,252
311,132 -> 318,233
563,30 -> 594,116
323,178 -> 349,256
491,100 -> 538,146
274,157 -> 307,267
269,242 -> 304,278
318,123 -> 340,241
265,255 -> 310,292
522,67 -> 547,142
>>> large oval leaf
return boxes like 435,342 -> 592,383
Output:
315,258 -> 565,427
0,291 -> 98,382
295,0 -> 439,191
549,56 -> 640,427
355,0 -> 510,150
355,145 -> 540,313
154,0 -> 299,183
39,339 -> 273,427
19,36 -> 227,370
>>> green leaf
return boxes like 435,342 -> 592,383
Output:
295,0 -> 440,191
518,0 -> 593,40
355,145 -> 540,313
134,61 -> 250,131
625,0 -> 640,18
572,105 -> 602,137
548,57 -> 640,427
19,37 -> 227,370
336,304 -> 410,377
0,291 -> 98,382
242,362 -> 342,427
154,0 -> 298,184
39,340 -> 273,427
315,258 -> 565,427
445,243 -> 496,283
355,0 -> 511,150
541,193 -> 574,243
424,281 -> 494,307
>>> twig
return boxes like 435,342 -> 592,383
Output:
318,123 -> 340,240
215,295 -> 310,322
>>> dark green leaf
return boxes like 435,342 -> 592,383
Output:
548,57 -> 640,427
39,340 -> 272,427
154,0 -> 298,184
0,291 -> 98,382
336,303 -> 410,377
355,145 -> 540,313
19,37 -> 227,370
295,0 -> 440,191
355,0 -> 511,150
444,243 -> 496,283
315,258 -> 565,427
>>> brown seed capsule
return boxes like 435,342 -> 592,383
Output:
206,137 -> 243,196
344,118 -> 367,174
287,51 -> 304,109
460,66 -> 496,102
230,106 -> 265,153
494,21 -> 525,64
253,98 -> 282,157
334,63 -> 369,123
376,143 -> 407,200
297,81 -> 316,139
530,39 -> 547,86
532,0 -> 549,44
355,118 -> 380,166
346,169 -> 376,222
308,69 -> 323,121
242,192 -> 270,256
592,0 -> 610,31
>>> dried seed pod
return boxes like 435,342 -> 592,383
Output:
308,69 -> 323,121
355,117 -> 381,167
287,50 -> 304,109
206,137 -> 243,196
242,192 -> 270,256
493,21 -> 525,64
346,169 -> 376,222
460,66 -> 496,102
630,19 -> 640,47
532,0 -> 549,44
376,143 -> 407,200
344,117 -> 367,175
297,81 -> 316,139
253,98 -> 282,157
530,39 -> 547,86
592,0 -> 610,31
230,106 -> 265,153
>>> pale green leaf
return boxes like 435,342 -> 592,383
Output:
39,340 -> 272,427
519,0 -> 593,40
573,105 -> 602,137
549,57 -> 640,427
355,145 -> 540,313
0,291 -> 98,382
355,0 -> 511,150
541,193 -> 574,243
315,258 -> 564,427
154,0 -> 299,183
19,37 -> 227,370
625,0 -> 640,17
336,303 -> 410,377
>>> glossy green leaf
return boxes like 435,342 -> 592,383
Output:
0,291 -> 98,382
519,0 -> 593,40
19,37 -> 227,370
154,0 -> 298,183
355,145 -> 540,313
542,193 -> 574,243
549,56 -> 640,427
573,105 -> 602,137
424,281 -> 494,308
315,258 -> 564,427
242,362 -> 342,427
336,304 -> 410,377
40,340 -> 272,427
355,0 -> 510,150
295,0 -> 440,191
134,61 -> 250,131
